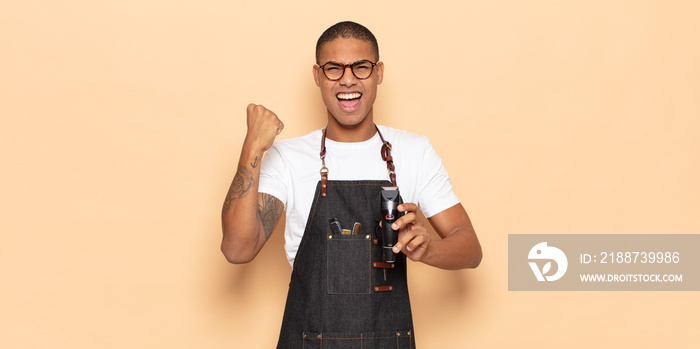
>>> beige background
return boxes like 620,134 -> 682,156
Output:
1,0 -> 698,348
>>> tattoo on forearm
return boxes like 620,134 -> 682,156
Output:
223,165 -> 254,211
250,156 -> 259,168
258,193 -> 283,240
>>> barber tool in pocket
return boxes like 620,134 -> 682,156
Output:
329,218 -> 362,235
328,217 -> 343,235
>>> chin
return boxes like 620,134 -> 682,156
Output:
334,117 -> 366,128
330,110 -> 371,127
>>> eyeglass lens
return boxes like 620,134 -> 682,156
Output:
322,61 -> 374,80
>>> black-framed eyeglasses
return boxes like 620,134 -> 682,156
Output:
317,60 -> 377,81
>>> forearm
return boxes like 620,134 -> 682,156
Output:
420,227 -> 482,270
221,144 -> 266,263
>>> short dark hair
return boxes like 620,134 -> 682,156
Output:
315,21 -> 379,64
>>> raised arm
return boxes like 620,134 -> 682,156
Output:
221,104 -> 285,264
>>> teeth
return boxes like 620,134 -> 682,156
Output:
337,92 -> 361,100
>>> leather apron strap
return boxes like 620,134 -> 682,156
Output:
319,125 -> 397,197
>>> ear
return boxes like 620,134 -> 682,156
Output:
313,65 -> 321,87
375,61 -> 384,85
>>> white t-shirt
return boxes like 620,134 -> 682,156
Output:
259,125 -> 460,267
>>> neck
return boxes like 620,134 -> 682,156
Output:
325,110 -> 376,142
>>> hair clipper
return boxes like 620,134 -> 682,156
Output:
380,186 -> 403,263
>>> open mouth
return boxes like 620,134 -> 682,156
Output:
337,92 -> 362,100
336,92 -> 362,111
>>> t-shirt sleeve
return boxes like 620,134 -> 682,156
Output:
258,145 -> 288,209
416,139 -> 460,218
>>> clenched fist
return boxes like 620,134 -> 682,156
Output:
245,104 -> 284,152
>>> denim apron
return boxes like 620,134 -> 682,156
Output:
276,127 -> 416,348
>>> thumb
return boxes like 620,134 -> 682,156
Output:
276,121 -> 285,135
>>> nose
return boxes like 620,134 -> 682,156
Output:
339,65 -> 358,86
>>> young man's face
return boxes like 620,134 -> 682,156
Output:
314,37 -> 384,128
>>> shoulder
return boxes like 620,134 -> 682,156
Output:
376,125 -> 432,153
262,129 -> 324,177
269,129 -> 323,154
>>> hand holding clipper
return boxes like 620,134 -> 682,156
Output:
380,186 -> 403,263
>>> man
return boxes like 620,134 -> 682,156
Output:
221,21 -> 481,348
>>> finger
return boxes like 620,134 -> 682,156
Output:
393,229 -> 417,253
405,232 -> 427,252
398,203 -> 418,213
396,229 -> 430,257
248,103 -> 265,114
391,211 -> 419,230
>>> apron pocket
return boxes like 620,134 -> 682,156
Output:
302,330 -> 414,349
326,233 -> 372,294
